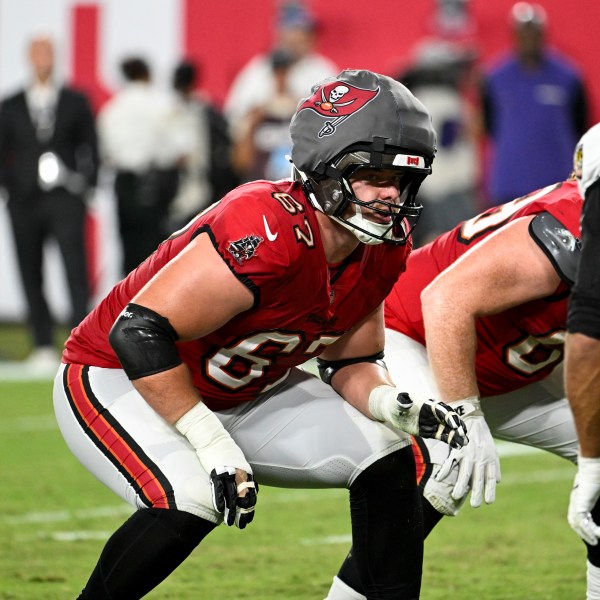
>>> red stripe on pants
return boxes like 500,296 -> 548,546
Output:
65,364 -> 171,508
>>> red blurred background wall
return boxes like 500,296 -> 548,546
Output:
181,0 -> 599,120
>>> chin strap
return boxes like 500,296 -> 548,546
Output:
332,211 -> 388,245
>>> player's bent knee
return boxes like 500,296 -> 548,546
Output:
140,462 -> 223,524
144,507 -> 216,545
354,446 -> 416,491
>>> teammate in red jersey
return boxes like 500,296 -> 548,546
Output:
53,69 -> 467,599
325,178 -> 600,600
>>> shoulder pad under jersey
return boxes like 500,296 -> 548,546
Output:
529,211 -> 581,285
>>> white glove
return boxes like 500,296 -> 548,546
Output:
368,386 -> 468,449
568,456 -> 600,545
435,396 -> 500,508
175,402 -> 257,528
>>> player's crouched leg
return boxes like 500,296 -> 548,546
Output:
350,445 -> 423,600
53,365 -> 223,598
79,508 -> 216,599
412,436 -> 467,518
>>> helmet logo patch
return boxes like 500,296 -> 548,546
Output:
298,81 -> 379,138
227,235 -> 263,265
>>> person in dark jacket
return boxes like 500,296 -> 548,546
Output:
0,34 -> 98,373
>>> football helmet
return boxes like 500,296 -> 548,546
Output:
290,69 -> 436,245
573,122 -> 600,199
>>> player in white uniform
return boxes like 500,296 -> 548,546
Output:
53,70 -> 467,599
567,123 -> 600,580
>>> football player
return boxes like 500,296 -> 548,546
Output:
325,174 -> 600,599
53,69 -> 467,599
567,123 -> 600,556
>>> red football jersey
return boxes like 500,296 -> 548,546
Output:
385,180 -> 582,397
65,179 -> 410,409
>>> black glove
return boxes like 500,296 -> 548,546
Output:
210,466 -> 258,529
369,386 -> 468,449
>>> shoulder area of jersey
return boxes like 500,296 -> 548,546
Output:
227,178 -> 301,200
227,179 -> 308,216
574,123 -> 600,197
218,178 -> 311,253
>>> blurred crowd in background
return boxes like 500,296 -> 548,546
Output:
0,0 -> 592,372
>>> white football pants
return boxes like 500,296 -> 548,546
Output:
53,363 -> 409,523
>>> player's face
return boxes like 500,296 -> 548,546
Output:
348,167 -> 404,225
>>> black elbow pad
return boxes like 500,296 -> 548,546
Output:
109,303 -> 183,380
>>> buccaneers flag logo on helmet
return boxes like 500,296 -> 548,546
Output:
297,81 -> 379,138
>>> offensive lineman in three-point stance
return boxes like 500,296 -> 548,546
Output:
53,70 -> 466,599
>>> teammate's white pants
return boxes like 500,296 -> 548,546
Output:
384,329 -> 578,515
53,363 -> 410,523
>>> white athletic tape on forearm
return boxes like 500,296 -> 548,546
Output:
578,456 -> 600,480
368,385 -> 419,433
175,402 -> 251,475
368,385 -> 399,423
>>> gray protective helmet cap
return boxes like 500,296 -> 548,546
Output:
290,69 -> 436,174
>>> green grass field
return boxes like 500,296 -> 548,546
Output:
0,374 -> 586,599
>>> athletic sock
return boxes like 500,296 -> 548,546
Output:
331,484 -> 444,599
78,508 -> 216,599
422,497 -> 444,538
349,446 -> 423,600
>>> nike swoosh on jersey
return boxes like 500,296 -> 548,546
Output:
263,215 -> 278,241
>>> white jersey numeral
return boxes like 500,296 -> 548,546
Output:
505,329 -> 565,375
206,332 -> 341,390
459,184 -> 557,242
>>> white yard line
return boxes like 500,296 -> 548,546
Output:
496,441 -> 542,457
5,464 -> 572,529
44,531 -> 115,542
0,414 -> 57,433
301,534 -> 352,546
0,361 -> 55,381
2,504 -> 134,525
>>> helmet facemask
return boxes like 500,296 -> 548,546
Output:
296,145 -> 431,245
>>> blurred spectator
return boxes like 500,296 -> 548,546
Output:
231,48 -> 298,182
98,57 -> 182,275
167,60 -> 238,228
429,0 -> 476,39
224,0 -> 337,172
398,39 -> 481,246
481,2 -> 589,206
0,34 -> 98,373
